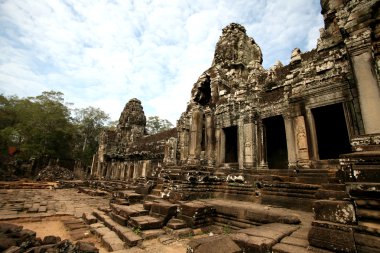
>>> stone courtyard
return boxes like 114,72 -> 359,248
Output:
1,0 -> 380,252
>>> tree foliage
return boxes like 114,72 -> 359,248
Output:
146,116 -> 174,134
0,91 -> 110,166
72,106 -> 110,164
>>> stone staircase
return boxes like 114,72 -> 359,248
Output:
308,151 -> 380,253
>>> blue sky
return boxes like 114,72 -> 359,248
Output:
0,0 -> 323,124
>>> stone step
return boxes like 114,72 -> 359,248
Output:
129,215 -> 163,230
110,203 -> 149,219
91,223 -> 126,251
230,223 -> 299,253
93,211 -> 143,247
114,191 -> 144,204
272,243 -> 310,253
166,218 -> 188,230
82,212 -> 98,225
314,189 -> 349,200
321,183 -> 346,191
295,176 -> 329,185
140,229 -> 166,240
280,236 -> 309,248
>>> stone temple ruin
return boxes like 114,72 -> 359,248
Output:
1,0 -> 379,253
88,0 -> 380,252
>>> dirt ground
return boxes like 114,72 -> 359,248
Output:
11,217 -> 194,253
12,219 -> 109,253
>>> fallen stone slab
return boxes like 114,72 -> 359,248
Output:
238,223 -> 299,242
272,242 -> 310,253
69,228 -> 91,241
74,241 -> 99,253
187,235 -> 242,253
230,232 -> 275,253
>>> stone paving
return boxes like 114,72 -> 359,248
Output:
0,188 -> 110,220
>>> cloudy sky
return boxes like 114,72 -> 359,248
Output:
0,0 -> 323,124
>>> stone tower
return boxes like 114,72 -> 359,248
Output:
117,98 -> 146,144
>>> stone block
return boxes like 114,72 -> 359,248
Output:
74,241 -> 99,253
187,235 -> 242,253
140,229 -> 166,240
272,243 -> 310,253
101,232 -> 125,252
313,200 -> 356,225
166,218 -> 188,229
354,232 -> 380,251
69,228 -> 90,240
280,236 -> 308,247
82,212 -> 97,225
238,223 -> 299,242
42,235 -> 61,245
128,215 -> 163,230
308,221 -> 356,253
109,212 -> 128,226
230,232 -> 275,253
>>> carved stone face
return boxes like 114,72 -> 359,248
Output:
213,23 -> 263,67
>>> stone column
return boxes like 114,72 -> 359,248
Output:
205,109 -> 215,165
188,106 -> 204,164
215,128 -> 222,166
284,116 -> 297,169
180,130 -> 189,162
243,122 -> 255,168
346,29 -> 380,134
306,109 -> 319,161
238,119 -> 244,169
258,121 -> 266,168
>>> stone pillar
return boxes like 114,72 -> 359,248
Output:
346,29 -> 380,134
284,116 -> 297,169
258,121 -> 266,168
306,109 -> 319,161
238,119 -> 244,169
295,115 -> 311,167
133,162 -> 138,179
188,106 -> 204,164
215,128 -> 222,166
243,122 -> 255,168
205,109 -> 215,165
127,163 -> 133,180
180,130 -> 189,163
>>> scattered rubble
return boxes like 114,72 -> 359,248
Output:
0,222 -> 99,253
36,165 -> 74,181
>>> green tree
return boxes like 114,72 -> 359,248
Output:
146,116 -> 174,134
73,106 -> 110,165
0,91 -> 75,160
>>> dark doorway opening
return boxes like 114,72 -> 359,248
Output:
312,103 -> 351,159
263,116 -> 288,169
224,126 -> 238,163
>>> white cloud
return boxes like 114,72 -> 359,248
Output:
0,0 -> 323,124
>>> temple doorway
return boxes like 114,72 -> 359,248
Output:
224,126 -> 238,163
263,116 -> 288,169
312,103 -> 351,159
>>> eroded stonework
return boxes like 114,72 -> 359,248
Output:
91,1 -> 380,252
